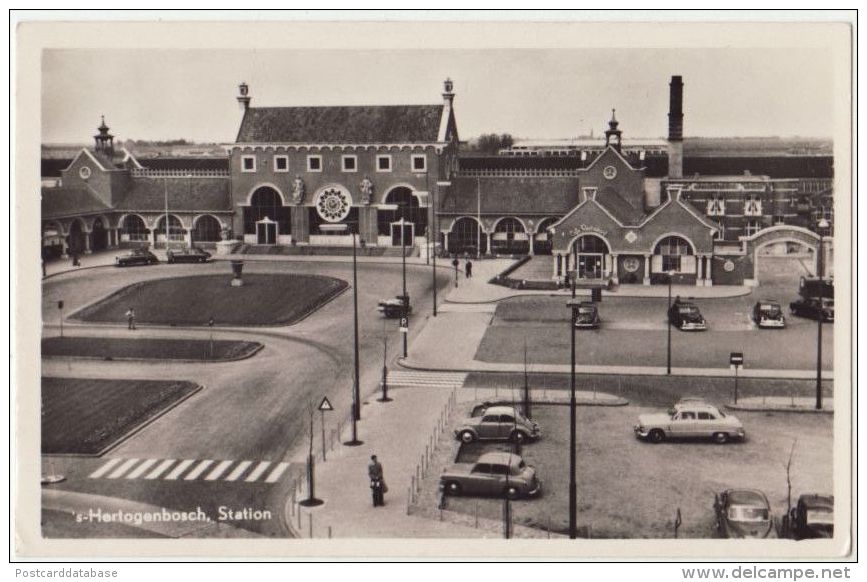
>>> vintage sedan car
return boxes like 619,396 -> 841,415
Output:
439,452 -> 541,500
454,405 -> 541,444
634,403 -> 745,444
377,294 -> 411,318
573,301 -> 601,329
752,300 -> 786,329
714,488 -> 775,539
115,248 -> 159,267
668,396 -> 711,414
789,494 -> 833,540
166,246 -> 211,263
790,297 -> 834,322
668,301 -> 707,331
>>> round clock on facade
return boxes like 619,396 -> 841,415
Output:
79,166 -> 92,180
603,165 -> 617,180
315,187 -> 352,223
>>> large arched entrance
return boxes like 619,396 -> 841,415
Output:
492,217 -> 528,255
192,215 -> 223,244
746,226 -> 824,287
571,234 -> 610,280
533,217 -> 558,255
378,186 -> 427,247
245,186 -> 291,243
652,235 -> 695,284
447,217 -> 486,256
67,219 -> 86,255
90,217 -> 109,252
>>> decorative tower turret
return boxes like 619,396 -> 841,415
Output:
237,82 -> 251,110
605,109 -> 622,152
668,75 -> 684,179
93,115 -> 114,158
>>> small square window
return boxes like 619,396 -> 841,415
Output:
273,155 -> 289,172
241,155 -> 256,173
411,154 -> 427,173
342,155 -> 357,172
376,155 -> 392,172
307,155 -> 322,172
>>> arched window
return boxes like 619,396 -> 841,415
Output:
122,215 -> 149,241
155,215 -> 185,241
492,218 -> 528,254
573,234 -> 608,254
377,187 -> 428,238
193,215 -> 222,242
448,217 -> 486,255
654,236 -> 693,272
245,186 -> 290,235
533,217 -> 559,255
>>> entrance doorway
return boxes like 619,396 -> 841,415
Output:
391,221 -> 414,247
256,218 -> 277,244
572,234 -> 609,280
577,254 -> 603,279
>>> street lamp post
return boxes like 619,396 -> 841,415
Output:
567,294 -> 580,540
432,187 -> 438,317
815,217 -> 830,410
401,218 -> 408,359
666,270 -> 675,375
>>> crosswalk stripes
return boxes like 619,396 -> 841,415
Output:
387,370 -> 467,389
89,457 -> 292,485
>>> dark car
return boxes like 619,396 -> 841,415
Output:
790,297 -> 834,322
668,301 -> 707,331
166,247 -> 212,264
789,494 -> 833,540
377,294 -> 411,318
115,248 -> 159,267
714,488 -> 775,539
752,300 -> 786,329
574,301 -> 601,329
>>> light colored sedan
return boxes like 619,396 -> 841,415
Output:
439,452 -> 542,500
634,403 -> 745,444
454,405 -> 541,444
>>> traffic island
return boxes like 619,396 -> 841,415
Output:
72,273 -> 347,326
726,396 -> 834,414
41,337 -> 263,362
41,378 -> 202,456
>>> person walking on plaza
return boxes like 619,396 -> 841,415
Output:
367,454 -> 386,507
465,259 -> 473,278
125,307 -> 136,331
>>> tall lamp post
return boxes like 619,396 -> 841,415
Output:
431,186 -> 438,317
321,224 -> 363,446
400,217 -> 409,358
815,217 -> 830,410
567,289 -> 580,540
666,269 -> 675,375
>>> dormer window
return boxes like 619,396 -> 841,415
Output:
744,195 -> 762,216
707,197 -> 725,216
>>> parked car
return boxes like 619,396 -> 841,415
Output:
753,300 -> 786,328
789,494 -> 834,540
790,297 -> 834,322
377,294 -> 411,318
668,301 -> 707,331
454,405 -> 541,444
166,246 -> 211,264
668,396 -> 711,414
439,452 -> 542,500
573,301 -> 601,329
714,488 -> 775,539
115,248 -> 159,267
634,402 -> 745,444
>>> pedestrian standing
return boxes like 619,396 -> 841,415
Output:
126,307 -> 136,330
367,454 -> 387,507
452,256 -> 460,276
465,259 -> 473,278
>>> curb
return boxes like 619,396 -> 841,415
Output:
41,341 -> 265,364
725,403 -> 834,414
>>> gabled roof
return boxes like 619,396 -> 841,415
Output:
235,105 -> 446,144
595,187 -> 647,225
42,186 -> 111,219
115,177 -> 232,212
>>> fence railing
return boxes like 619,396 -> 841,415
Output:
131,169 -> 229,177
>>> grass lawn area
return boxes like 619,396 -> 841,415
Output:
73,274 -> 347,326
42,337 -> 262,362
42,377 -> 201,455
440,403 -> 832,538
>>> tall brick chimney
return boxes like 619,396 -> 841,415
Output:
668,75 -> 684,179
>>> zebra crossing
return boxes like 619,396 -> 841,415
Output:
386,370 -> 467,389
89,457 -> 289,485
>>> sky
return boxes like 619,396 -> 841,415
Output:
41,48 -> 835,144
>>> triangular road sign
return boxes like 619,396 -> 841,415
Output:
318,396 -> 334,412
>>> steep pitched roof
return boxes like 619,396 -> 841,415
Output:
115,177 -> 232,212
442,176 -> 579,215
42,186 -> 111,219
595,187 -> 647,225
235,105 -> 445,144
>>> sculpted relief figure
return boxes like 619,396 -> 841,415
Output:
292,175 -> 306,204
360,175 -> 374,205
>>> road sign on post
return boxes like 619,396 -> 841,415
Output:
57,300 -> 64,338
319,397 -> 334,461
399,318 -> 408,333
730,352 -> 744,404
